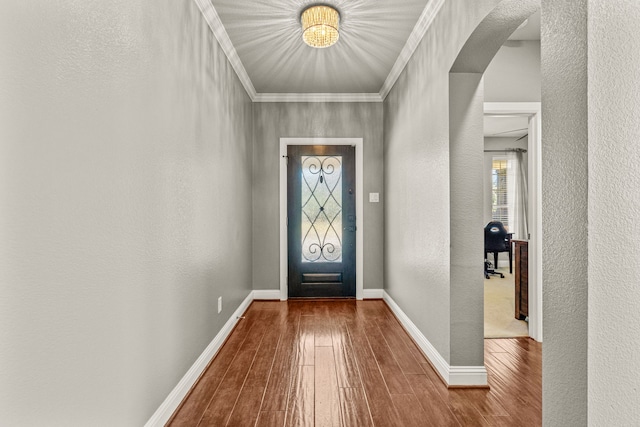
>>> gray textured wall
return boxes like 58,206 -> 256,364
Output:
541,1 -> 588,425
484,40 -> 541,102
384,0 -> 501,364
252,102 -> 384,291
449,73 -> 485,366
542,2 -> 640,424
0,1 -> 253,424
588,2 -> 640,423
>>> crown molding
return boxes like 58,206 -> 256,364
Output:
193,0 -> 257,101
194,0 -> 443,103
378,0 -> 446,101
254,92 -> 382,103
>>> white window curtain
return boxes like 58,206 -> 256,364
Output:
506,151 -> 528,240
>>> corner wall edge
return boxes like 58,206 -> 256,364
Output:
382,291 -> 487,387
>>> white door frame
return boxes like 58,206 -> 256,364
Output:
485,102 -> 543,342
279,137 -> 364,301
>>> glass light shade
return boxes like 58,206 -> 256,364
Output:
301,5 -> 340,48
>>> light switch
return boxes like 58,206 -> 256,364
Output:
369,192 -> 380,203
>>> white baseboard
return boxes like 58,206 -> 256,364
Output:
256,289 -> 383,300
382,291 -> 487,387
362,289 -> 384,299
252,289 -> 281,300
449,366 -> 489,386
144,292 -> 254,427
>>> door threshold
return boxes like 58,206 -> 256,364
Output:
287,297 -> 356,301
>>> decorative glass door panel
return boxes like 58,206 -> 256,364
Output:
301,155 -> 343,263
288,146 -> 356,298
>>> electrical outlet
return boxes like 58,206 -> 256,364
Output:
217,296 -> 222,314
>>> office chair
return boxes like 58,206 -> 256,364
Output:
484,221 -> 512,277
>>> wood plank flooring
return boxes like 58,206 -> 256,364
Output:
168,300 -> 541,427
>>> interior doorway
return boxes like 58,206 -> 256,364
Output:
448,1 -> 542,376
484,102 -> 542,342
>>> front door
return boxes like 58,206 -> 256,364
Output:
287,145 -> 356,298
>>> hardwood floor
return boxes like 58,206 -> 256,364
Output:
168,300 -> 541,426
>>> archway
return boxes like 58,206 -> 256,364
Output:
448,0 -> 540,382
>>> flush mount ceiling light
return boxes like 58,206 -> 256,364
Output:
301,5 -> 340,48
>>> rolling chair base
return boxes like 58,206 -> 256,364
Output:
484,260 -> 504,279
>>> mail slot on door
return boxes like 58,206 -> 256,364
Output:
302,273 -> 342,284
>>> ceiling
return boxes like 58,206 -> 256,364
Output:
484,115 -> 529,138
210,0 -> 430,95
204,0 -> 540,102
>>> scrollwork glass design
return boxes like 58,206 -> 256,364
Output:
301,156 -> 342,262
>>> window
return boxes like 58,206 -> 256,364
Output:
491,158 -> 508,228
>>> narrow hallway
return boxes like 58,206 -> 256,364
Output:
169,300 -> 541,426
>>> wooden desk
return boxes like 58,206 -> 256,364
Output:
513,240 -> 528,320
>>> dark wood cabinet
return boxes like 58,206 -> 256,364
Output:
514,240 -> 528,320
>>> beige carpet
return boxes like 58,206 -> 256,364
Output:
484,267 -> 529,338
